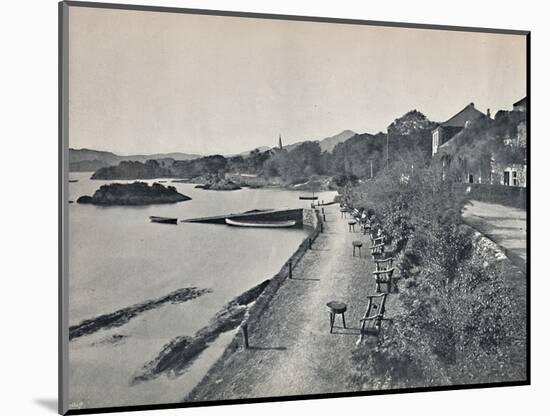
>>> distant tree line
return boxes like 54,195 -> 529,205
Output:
91,108 -> 525,184
92,130 -> 435,183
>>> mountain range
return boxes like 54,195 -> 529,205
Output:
69,148 -> 201,172
69,129 -> 358,172
281,129 -> 357,153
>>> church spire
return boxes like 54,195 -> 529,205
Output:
278,134 -> 282,150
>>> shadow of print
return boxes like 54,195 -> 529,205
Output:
34,398 -> 58,413
291,277 -> 321,281
248,346 -> 287,351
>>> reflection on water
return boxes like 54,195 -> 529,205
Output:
67,172 -> 336,409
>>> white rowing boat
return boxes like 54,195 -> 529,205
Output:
225,218 -> 296,228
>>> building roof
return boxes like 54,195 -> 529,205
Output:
438,103 -> 487,129
513,96 -> 527,107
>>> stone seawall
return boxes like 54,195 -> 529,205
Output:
464,224 -> 526,297
195,208 -> 322,366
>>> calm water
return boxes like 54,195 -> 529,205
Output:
67,172 -> 335,409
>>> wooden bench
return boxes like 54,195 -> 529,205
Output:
370,235 -> 384,246
360,220 -> 371,234
357,293 -> 387,344
375,258 -> 401,292
375,257 -> 394,269
370,244 -> 384,256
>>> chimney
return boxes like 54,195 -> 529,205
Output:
486,108 -> 491,118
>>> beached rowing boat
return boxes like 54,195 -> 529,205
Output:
225,218 -> 296,228
298,196 -> 318,200
149,216 -> 178,224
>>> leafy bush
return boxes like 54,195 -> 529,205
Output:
346,163 -> 526,389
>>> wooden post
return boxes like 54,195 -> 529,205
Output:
288,260 -> 292,279
241,323 -> 249,349
308,238 -> 312,249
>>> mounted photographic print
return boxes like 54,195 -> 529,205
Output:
59,1 -> 530,414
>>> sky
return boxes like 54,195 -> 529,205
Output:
68,6 -> 527,156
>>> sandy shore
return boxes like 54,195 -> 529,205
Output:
186,204 -> 400,401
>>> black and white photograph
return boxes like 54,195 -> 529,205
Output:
59,1 -> 529,414
59,1 -> 530,413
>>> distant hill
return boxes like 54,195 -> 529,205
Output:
69,148 -> 201,172
228,146 -> 271,158
318,130 -> 357,152
283,130 -> 357,153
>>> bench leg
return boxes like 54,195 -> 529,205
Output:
374,318 -> 382,335
329,312 -> 334,333
356,321 -> 366,345
342,312 -> 346,329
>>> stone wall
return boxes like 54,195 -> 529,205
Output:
454,183 -> 527,209
213,208 -> 323,354
465,224 -> 525,297
302,207 -> 317,228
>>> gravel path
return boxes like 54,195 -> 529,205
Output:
188,204 -> 398,401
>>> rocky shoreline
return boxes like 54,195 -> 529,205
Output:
130,280 -> 271,385
184,208 -> 323,400
127,208 -> 322,389
69,287 -> 211,341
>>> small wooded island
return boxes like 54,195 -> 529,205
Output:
77,182 -> 191,205
195,176 -> 241,191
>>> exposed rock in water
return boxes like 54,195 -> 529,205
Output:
130,279 -> 270,385
197,177 -> 242,191
291,176 -> 334,191
91,334 -> 129,347
77,182 -> 191,205
69,287 -> 212,341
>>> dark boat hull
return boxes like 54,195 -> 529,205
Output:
299,196 -> 318,200
149,216 -> 178,224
